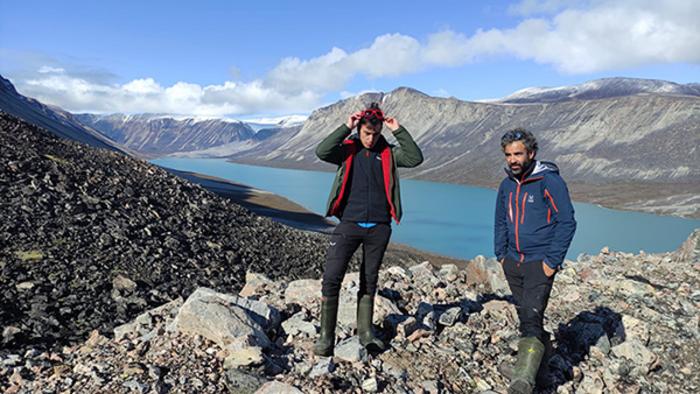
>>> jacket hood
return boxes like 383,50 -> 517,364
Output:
532,160 -> 559,176
505,160 -> 559,180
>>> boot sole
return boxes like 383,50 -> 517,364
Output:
313,347 -> 334,357
363,342 -> 385,353
508,379 -> 533,394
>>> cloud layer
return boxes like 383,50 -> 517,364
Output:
9,0 -> 699,116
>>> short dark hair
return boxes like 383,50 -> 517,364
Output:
500,128 -> 538,153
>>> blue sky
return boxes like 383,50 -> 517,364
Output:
1,0 -> 698,117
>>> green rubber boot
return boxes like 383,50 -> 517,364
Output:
500,334 -> 553,387
313,296 -> 339,357
357,294 -> 385,352
508,337 -> 545,394
536,333 -> 554,387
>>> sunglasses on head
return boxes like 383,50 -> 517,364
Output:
501,130 -> 524,143
362,108 -> 385,122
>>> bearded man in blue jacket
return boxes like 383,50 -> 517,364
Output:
494,129 -> 577,393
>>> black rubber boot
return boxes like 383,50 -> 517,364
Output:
313,296 -> 339,357
357,294 -> 385,352
508,337 -> 545,394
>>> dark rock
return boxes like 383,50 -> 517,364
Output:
224,368 -> 266,394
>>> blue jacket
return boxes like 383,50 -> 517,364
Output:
494,161 -> 577,269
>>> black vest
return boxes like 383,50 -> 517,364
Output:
340,143 -> 390,223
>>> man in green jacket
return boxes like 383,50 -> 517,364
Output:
313,102 -> 423,356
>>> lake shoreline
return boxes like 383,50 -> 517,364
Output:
224,157 -> 700,220
161,166 -> 471,267
152,157 -> 699,258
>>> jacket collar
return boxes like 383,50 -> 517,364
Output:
505,160 -> 560,183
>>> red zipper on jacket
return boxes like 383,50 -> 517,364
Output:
544,188 -> 559,213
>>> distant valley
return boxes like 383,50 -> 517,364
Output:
2,75 -> 698,218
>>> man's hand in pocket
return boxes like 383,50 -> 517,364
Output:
542,262 -> 556,277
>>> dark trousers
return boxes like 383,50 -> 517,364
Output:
502,258 -> 555,338
321,221 -> 392,298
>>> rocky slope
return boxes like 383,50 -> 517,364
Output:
3,231 -> 698,393
0,112 -> 435,356
74,113 -> 255,155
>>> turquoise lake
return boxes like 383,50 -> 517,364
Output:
152,158 -> 700,261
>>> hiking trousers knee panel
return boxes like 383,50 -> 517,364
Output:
502,258 -> 555,338
321,221 -> 392,297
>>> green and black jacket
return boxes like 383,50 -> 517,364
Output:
315,124 -> 423,224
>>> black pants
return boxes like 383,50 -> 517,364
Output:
321,221 -> 392,298
502,258 -> 555,338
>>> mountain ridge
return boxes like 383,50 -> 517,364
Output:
221,80 -> 700,218
74,113 -> 256,155
0,74 -> 130,155
500,77 -> 700,103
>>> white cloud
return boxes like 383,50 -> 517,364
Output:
9,0 -> 699,115
245,0 -> 700,94
19,72 -> 320,116
422,31 -> 475,66
486,0 -> 700,73
37,66 -> 65,74
266,47 -> 351,95
264,34 -> 424,95
347,34 -> 423,77
122,78 -> 161,95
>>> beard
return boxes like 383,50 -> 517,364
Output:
509,159 -> 532,175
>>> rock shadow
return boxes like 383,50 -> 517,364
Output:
544,306 -> 624,392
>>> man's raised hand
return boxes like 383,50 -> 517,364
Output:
346,111 -> 363,129
384,117 -> 400,131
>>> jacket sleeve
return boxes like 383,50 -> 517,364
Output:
494,182 -> 508,261
390,126 -> 424,168
543,174 -> 577,269
315,124 -> 352,165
